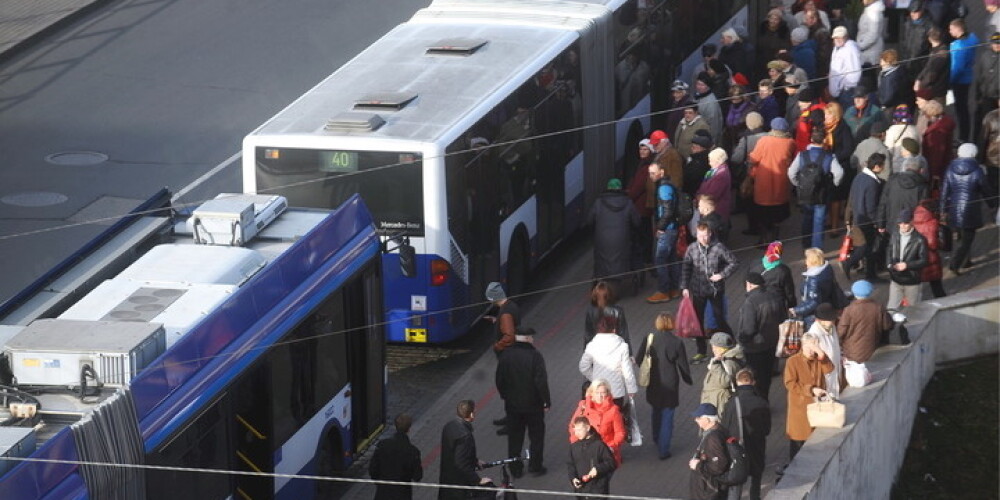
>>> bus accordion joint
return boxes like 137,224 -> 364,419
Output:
430,259 -> 450,286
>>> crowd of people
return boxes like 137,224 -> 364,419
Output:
367,1 -> 999,499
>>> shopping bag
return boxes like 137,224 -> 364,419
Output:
739,173 -> 755,199
844,360 -> 872,388
627,396 -> 643,446
676,225 -> 689,257
807,398 -> 846,428
675,296 -> 702,338
838,231 -> 853,262
638,333 -> 654,387
776,319 -> 804,357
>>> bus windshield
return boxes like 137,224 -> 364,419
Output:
255,147 -> 424,235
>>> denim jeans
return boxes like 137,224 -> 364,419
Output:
650,406 -> 676,458
800,204 -> 827,249
654,228 -> 679,293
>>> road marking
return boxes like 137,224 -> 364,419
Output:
171,151 -> 242,203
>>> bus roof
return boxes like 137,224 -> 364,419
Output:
247,20 -> 585,147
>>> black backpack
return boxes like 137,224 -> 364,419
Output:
675,190 -> 695,225
796,149 -> 832,206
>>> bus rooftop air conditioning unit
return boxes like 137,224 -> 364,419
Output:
188,193 -> 287,246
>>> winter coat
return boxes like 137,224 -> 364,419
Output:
675,116 -> 711,160
634,329 -> 692,409
567,431 -> 616,495
949,33 -> 979,85
721,385 -> 771,478
975,49 -> 1000,103
923,115 -> 956,180
696,164 -> 733,220
685,151 -> 712,197
681,240 -> 739,298
690,426 -> 731,500
856,0 -> 885,66
697,92 -> 724,143
792,262 -> 842,319
665,95 -> 696,145
568,396 -> 626,465
808,321 -> 844,399
912,205 -> 943,282
900,16 -> 931,76
844,104 -> 884,145
940,158 -> 993,229
838,298 -> 893,363
748,133 -> 797,206
792,39 -> 818,79
983,109 -> 1000,169
757,96 -> 782,128
626,157 -> 655,217
916,44 -> 950,99
849,168 -> 884,225
580,333 -> 638,399
794,102 -> 827,152
885,124 -> 921,174
877,65 -> 913,111
852,137 -> 892,180
829,39 -> 862,98
589,190 -> 640,279
876,170 -> 928,229
784,352 -> 833,441
654,178 -> 680,231
720,40 -> 753,80
749,258 -> 798,309
654,146 -> 686,193
701,345 -> 746,416
371,431 -> 423,500
730,128 -> 766,170
886,229 -> 928,286
439,418 -> 480,499
757,22 -> 792,77
736,285 -> 786,355
584,304 -> 630,350
496,342 -> 551,412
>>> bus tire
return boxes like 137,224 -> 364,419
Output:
506,229 -> 529,297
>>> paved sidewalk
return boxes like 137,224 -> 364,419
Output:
0,0 -> 108,62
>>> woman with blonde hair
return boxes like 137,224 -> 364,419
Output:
634,313 -> 692,459
568,379 -> 627,465
790,247 -> 845,328
824,101 -> 856,234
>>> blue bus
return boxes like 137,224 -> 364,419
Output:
0,193 -> 385,499
243,0 -> 748,344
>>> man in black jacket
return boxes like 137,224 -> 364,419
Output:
370,413 -> 423,500
496,327 -> 551,477
845,153 -> 886,281
722,369 -> 772,500
688,403 -> 730,500
735,272 -> 786,400
567,416 -> 617,498
439,400 -> 491,499
647,162 -> 682,304
886,208 -> 928,311
876,158 -> 928,232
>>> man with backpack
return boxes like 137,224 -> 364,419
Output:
788,128 -> 844,250
646,161 -> 693,304
688,403 -> 733,500
722,369 -> 771,500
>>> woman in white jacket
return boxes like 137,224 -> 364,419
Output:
580,313 -> 637,408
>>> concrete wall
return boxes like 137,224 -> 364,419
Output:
767,288 -> 1000,500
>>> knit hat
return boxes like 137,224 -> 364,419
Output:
639,138 -> 653,150
852,86 -> 870,99
765,241 -> 783,262
732,72 -> 749,87
897,208 -> 914,224
745,111 -> 764,130
607,178 -> 623,190
485,282 -> 506,302
791,26 -> 809,44
814,303 -> 838,321
901,137 -> 920,156
692,132 -> 713,149
766,60 -> 788,71
746,271 -> 765,286
958,143 -> 978,158
649,129 -> 669,146
710,332 -> 736,349
708,148 -> 728,168
892,104 -> 912,125
851,280 -> 873,299
671,80 -> 690,92
908,0 -> 924,12
770,117 -> 789,131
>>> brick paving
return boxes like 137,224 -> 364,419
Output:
0,0 -> 109,61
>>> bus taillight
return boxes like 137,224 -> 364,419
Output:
430,259 -> 450,286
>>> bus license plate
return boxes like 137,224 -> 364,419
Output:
405,328 -> 427,343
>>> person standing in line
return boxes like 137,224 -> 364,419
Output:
370,414 -> 423,500
940,144 -> 995,275
920,99 -> 956,186
781,333 -> 833,468
856,0 -> 886,71
588,178 -> 640,288
496,327 -> 550,477
646,162 -> 682,304
844,153 -> 887,282
694,72 -> 725,142
851,121 -> 892,181
885,208 -> 928,311
747,117 -> 798,243
634,312 -> 693,459
828,26 -> 862,107
973,33 -> 1000,150
685,132 -> 715,198
805,303 -> 844,399
947,18 -> 979,143
843,87 -> 885,145
735,272 -> 786,400
750,241 -> 797,311
567,416 -> 617,499
722,369 -> 772,500
681,223 -> 740,363
838,280 -> 893,365
696,148 -> 734,227
900,1 -> 931,78
876,155 -> 928,235
788,128 -> 844,250
439,400 -> 491,500
824,101 -> 856,234
651,131 -> 686,194
689,403 -> 731,500
665,81 -> 697,144
792,247 -> 846,327
913,27 -> 950,105
912,201 -> 946,298
627,139 -> 656,269
701,333 -> 745,419
486,281 -> 520,434
675,104 -> 712,160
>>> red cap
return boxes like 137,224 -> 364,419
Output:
649,130 -> 668,146
732,72 -> 749,87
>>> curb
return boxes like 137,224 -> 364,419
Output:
0,0 -> 116,66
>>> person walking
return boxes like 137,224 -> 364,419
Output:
838,280 -> 893,365
580,314 -> 637,409
646,162 -> 683,304
747,118 -> 798,243
567,416 -> 617,499
439,400 -> 491,499
722,369 -> 772,500
947,18 -> 979,142
782,333 -> 833,465
885,208 -> 928,311
584,281 -> 630,349
701,333 -> 746,417
568,380 -> 627,465
940,144 -> 995,275
735,272 -> 786,400
689,403 -> 731,500
788,128 -> 844,249
496,327 -> 550,477
486,281 -> 521,434
681,223 -> 740,363
634,312 -> 693,459
844,153 -> 887,281
370,414 -> 423,500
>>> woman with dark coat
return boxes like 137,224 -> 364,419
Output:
940,144 -> 995,274
791,248 -> 844,327
757,10 -> 792,81
749,241 -> 798,310
584,281 -> 631,350
824,102 -> 856,233
589,179 -> 640,286
634,313 -> 693,459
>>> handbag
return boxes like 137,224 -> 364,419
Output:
638,333 -> 654,387
837,231 -> 853,262
807,398 -> 846,428
776,319 -> 804,357
627,396 -> 643,446
675,296 -> 703,338
739,172 -> 755,200
844,360 -> 872,388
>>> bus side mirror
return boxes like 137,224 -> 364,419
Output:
399,242 -> 416,278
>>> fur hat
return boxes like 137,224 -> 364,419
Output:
958,143 -> 978,158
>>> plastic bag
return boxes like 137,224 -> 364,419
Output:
628,396 -> 643,446
675,296 -> 702,338
838,231 -> 852,262
776,319 -> 804,357
844,360 -> 872,388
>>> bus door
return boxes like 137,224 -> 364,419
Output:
233,362 -> 274,498
345,271 -> 386,451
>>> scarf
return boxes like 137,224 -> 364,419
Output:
824,118 -> 839,151
762,256 -> 782,271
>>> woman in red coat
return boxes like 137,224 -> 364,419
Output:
921,100 -> 956,190
912,202 -> 946,298
568,379 -> 627,465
